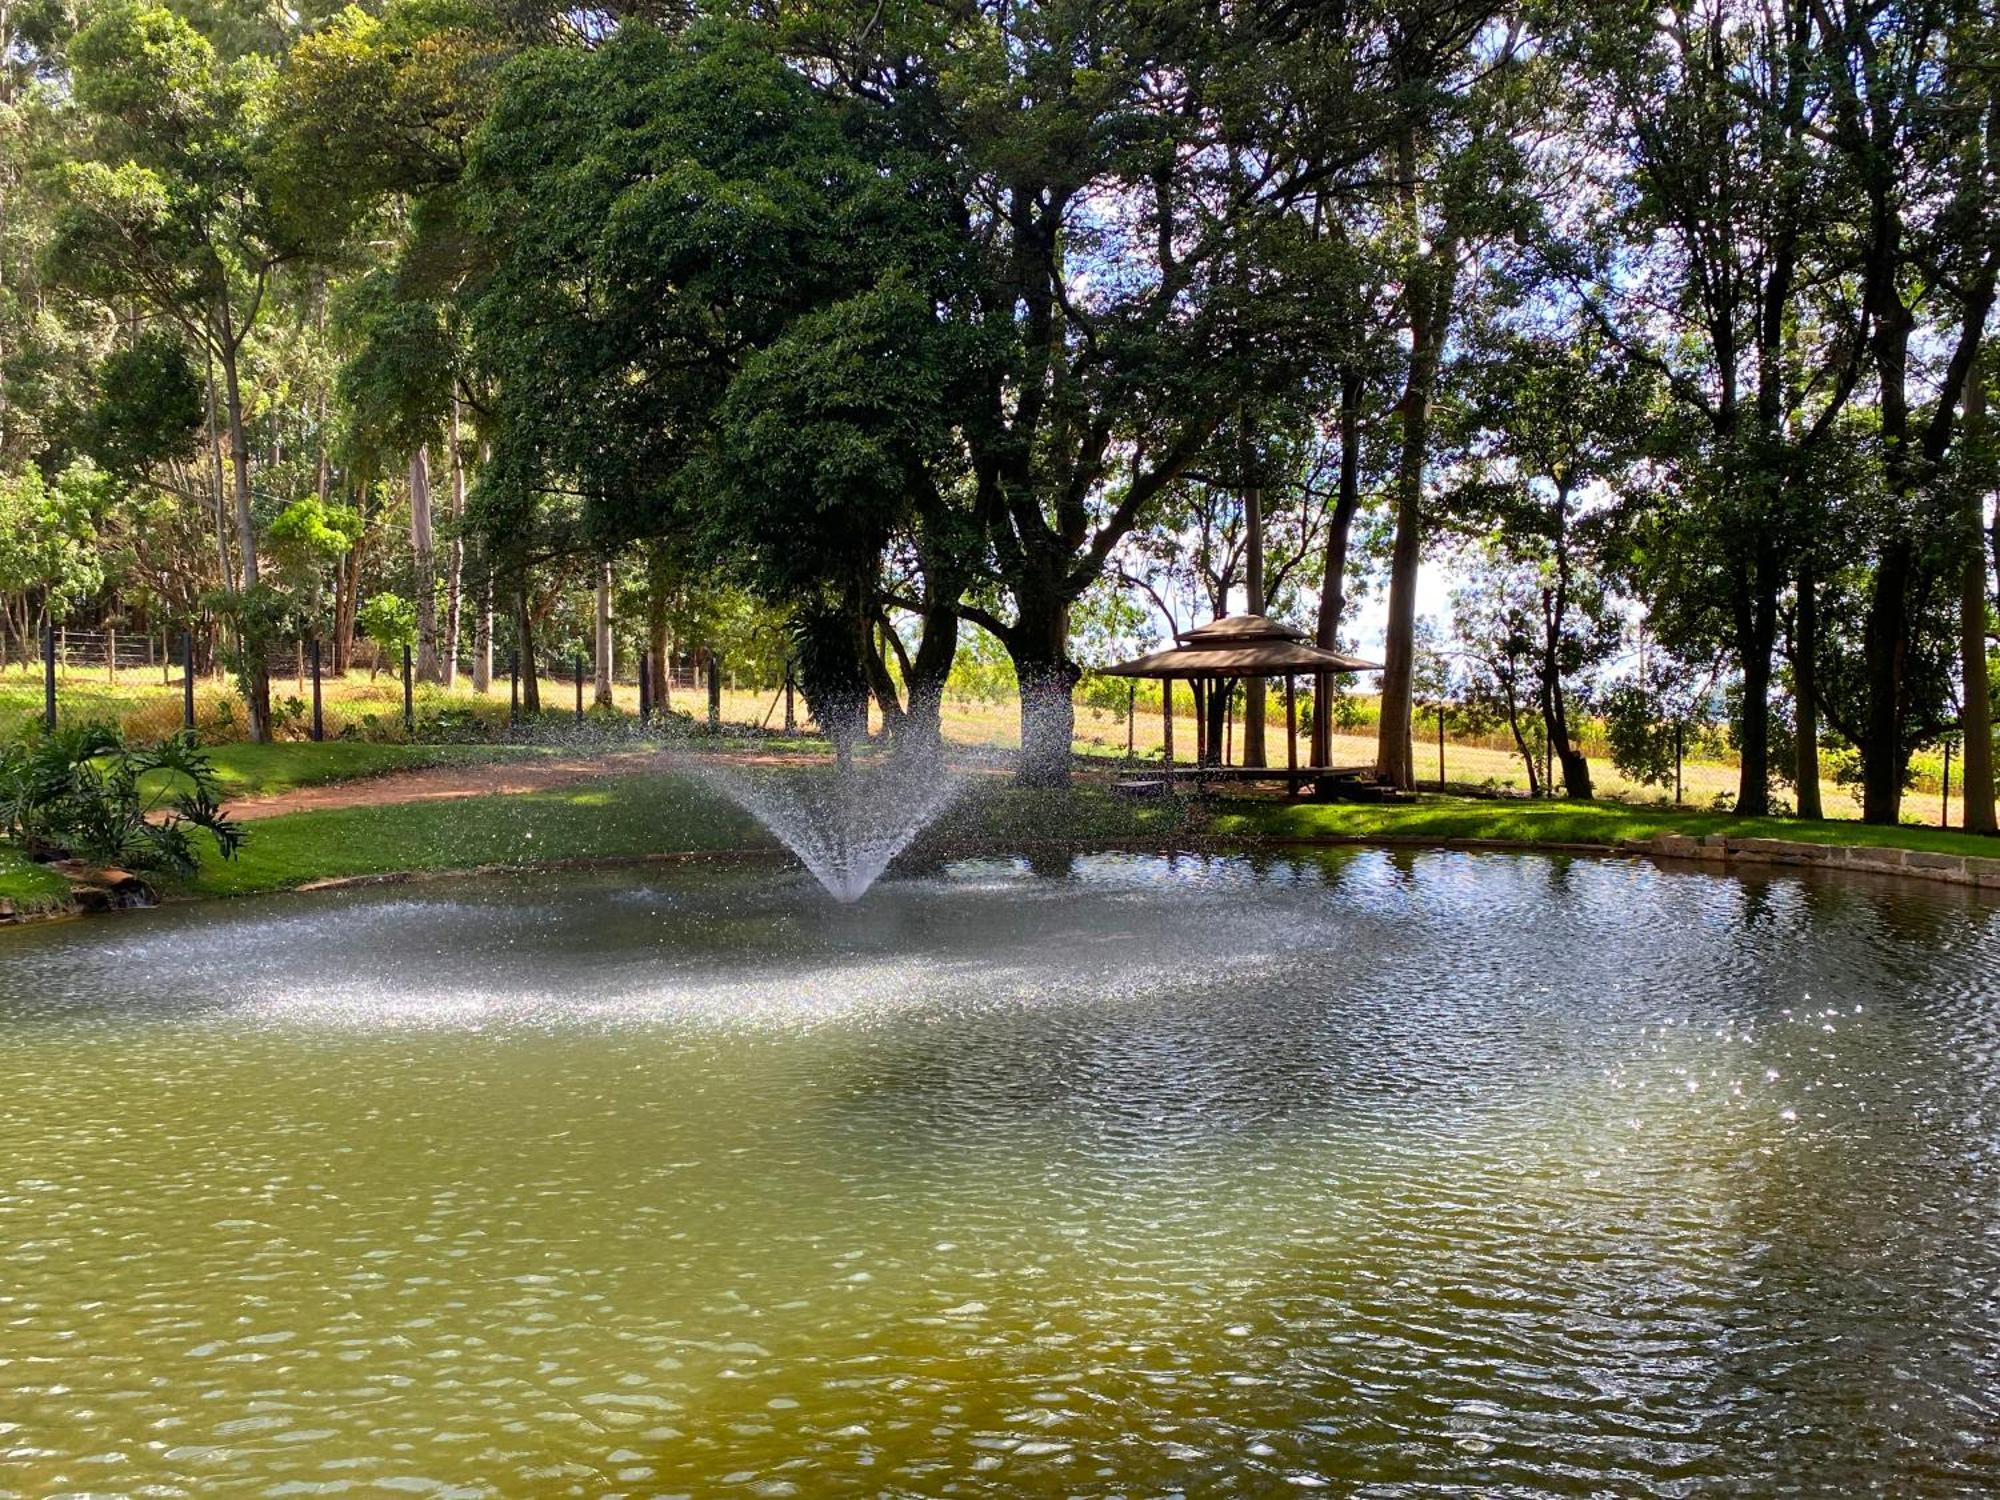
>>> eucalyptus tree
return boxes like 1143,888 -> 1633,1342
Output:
337,277 -> 462,682
47,1 -> 321,738
1,0 -> 87,472
272,0 -> 515,686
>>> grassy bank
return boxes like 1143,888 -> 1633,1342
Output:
1210,796 -> 2000,860
0,848 -> 74,913
4,765 -> 1996,916
168,780 -> 2000,900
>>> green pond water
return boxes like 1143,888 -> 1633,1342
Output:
1,849 -> 1997,1497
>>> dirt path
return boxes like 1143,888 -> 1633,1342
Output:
225,748 -> 828,822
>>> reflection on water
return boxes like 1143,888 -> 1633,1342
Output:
1,851 -> 1997,1497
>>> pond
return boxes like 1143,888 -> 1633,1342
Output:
1,849 -> 1997,1497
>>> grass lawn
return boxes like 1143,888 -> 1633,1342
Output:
1210,795 -> 2000,861
175,775 -> 776,897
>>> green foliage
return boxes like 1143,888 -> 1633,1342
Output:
0,722 -> 243,875
266,495 -> 363,572
1600,661 -> 1722,791
0,459 -> 113,616
75,331 -> 204,476
356,590 -> 416,653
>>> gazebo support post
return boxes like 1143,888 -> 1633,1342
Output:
1161,679 -> 1175,783
1284,674 -> 1297,786
1193,678 -> 1207,771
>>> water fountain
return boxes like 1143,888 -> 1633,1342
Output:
691,754 -> 965,902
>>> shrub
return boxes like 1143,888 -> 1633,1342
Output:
0,723 -> 244,876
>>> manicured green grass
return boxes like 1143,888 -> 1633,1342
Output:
177,774 -> 776,897
1209,795 -> 2000,860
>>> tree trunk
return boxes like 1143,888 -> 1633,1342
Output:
864,622 -> 907,736
1961,369 -> 1995,832
1860,532 -> 1911,824
647,602 -> 670,716
1241,411 -> 1267,768
1793,562 -> 1824,819
1542,488 -> 1592,799
472,568 -> 493,694
410,447 -> 440,684
443,400 -> 465,688
218,340 -> 269,742
1374,469 -> 1423,789
1505,674 -> 1539,797
204,352 -> 233,608
1735,539 -> 1780,817
1543,668 -> 1592,798
594,562 -> 614,707
1312,367 -> 1365,767
333,537 -> 359,675
899,608 -> 958,763
1374,148 -> 1457,790
516,588 -> 540,714
1204,678 -> 1235,766
1008,587 -> 1079,787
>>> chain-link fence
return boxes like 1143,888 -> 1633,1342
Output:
0,625 -> 802,747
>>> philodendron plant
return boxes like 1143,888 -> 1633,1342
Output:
0,723 -> 244,877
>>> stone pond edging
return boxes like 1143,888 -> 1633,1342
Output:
1626,832 -> 2000,891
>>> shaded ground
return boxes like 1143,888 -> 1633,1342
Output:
224,750 -> 666,820
222,745 -> 847,821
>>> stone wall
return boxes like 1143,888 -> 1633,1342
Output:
1630,832 -> 2000,891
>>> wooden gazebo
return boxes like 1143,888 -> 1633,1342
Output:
1102,613 -> 1381,789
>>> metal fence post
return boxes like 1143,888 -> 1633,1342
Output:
310,639 -> 324,742
402,644 -> 415,734
42,623 -> 56,733
575,652 -> 584,722
1941,737 -> 1953,829
182,630 -> 196,732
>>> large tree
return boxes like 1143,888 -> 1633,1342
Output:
48,2 -> 319,738
1569,0 -> 1871,816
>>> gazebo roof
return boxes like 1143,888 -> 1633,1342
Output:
1174,612 -> 1308,646
1101,637 -> 1382,679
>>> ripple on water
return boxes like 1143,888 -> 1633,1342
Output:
0,850 -> 1996,1497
